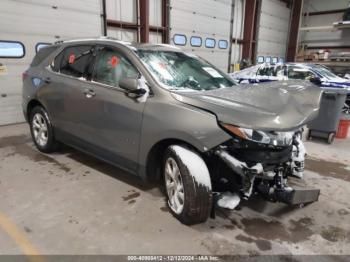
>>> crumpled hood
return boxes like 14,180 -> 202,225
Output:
172,80 -> 323,131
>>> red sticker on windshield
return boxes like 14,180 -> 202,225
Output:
159,63 -> 167,69
68,54 -> 75,64
109,56 -> 119,68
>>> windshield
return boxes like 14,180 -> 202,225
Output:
311,65 -> 341,80
136,50 -> 236,91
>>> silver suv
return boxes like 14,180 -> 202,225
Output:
23,38 -> 322,224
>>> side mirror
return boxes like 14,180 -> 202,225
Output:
119,77 -> 139,91
309,76 -> 322,85
119,77 -> 147,98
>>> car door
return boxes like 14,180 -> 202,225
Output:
78,45 -> 147,173
44,44 -> 95,138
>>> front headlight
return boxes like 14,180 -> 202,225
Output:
221,123 -> 294,146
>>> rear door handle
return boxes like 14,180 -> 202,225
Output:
83,89 -> 96,98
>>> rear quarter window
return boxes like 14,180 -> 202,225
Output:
31,45 -> 59,67
36,43 -> 51,53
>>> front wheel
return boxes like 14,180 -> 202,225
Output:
164,145 -> 212,225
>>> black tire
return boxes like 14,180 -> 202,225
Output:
307,130 -> 312,140
163,145 -> 212,225
327,132 -> 335,144
29,106 -> 58,153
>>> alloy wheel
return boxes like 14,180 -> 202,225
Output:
32,113 -> 48,147
165,157 -> 185,214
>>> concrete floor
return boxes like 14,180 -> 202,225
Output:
0,123 -> 350,255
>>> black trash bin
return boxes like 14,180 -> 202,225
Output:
307,88 -> 348,144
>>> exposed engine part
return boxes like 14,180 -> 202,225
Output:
214,131 -> 312,204
215,149 -> 263,177
291,133 -> 306,178
215,149 -> 262,198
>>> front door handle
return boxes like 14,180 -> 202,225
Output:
83,89 -> 96,98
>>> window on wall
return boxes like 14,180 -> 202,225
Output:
218,40 -> 228,49
36,43 -> 51,53
173,34 -> 187,46
190,36 -> 202,47
205,38 -> 216,48
265,57 -> 272,63
0,41 -> 25,58
279,57 -> 284,63
272,57 -> 278,64
257,56 -> 264,63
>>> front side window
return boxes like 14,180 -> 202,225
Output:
287,66 -> 316,80
0,41 -> 25,58
311,65 -> 340,80
53,45 -> 94,79
93,46 -> 139,88
190,36 -> 202,47
136,50 -> 235,91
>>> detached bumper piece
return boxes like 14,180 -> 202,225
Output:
257,184 -> 320,205
216,147 -> 320,206
278,187 -> 320,205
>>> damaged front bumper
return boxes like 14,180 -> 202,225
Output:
213,133 -> 319,207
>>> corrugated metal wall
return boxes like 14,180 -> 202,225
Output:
256,0 -> 291,62
106,0 -> 138,41
231,0 -> 244,65
169,0 -> 233,72
0,0 -> 102,125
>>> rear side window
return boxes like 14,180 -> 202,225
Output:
31,45 -> 58,67
0,40 -> 25,58
54,45 -> 94,79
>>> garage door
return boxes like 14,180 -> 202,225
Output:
256,0 -> 291,63
169,0 -> 232,72
0,0 -> 102,126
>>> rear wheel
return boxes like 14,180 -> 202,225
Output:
29,106 -> 58,153
327,132 -> 335,144
164,145 -> 212,225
